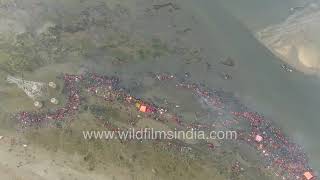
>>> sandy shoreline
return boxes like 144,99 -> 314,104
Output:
0,131 -> 132,180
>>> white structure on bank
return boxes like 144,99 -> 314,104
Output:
48,82 -> 57,89
34,101 -> 43,108
7,75 -> 46,100
50,97 -> 59,105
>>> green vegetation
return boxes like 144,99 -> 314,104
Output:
0,26 -> 64,74
0,28 -> 171,75
24,114 -> 223,179
89,104 -> 121,121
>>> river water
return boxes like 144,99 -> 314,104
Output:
1,0 -> 319,177
183,0 -> 320,171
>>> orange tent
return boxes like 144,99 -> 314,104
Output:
304,171 -> 314,180
139,105 -> 147,113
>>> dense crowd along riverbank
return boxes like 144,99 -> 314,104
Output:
15,72 -> 316,180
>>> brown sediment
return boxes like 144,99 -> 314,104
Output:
153,3 -> 179,10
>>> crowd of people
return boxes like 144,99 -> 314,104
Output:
152,72 -> 316,180
16,72 -> 316,180
17,74 -> 82,124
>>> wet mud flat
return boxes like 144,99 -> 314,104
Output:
255,1 -> 320,75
